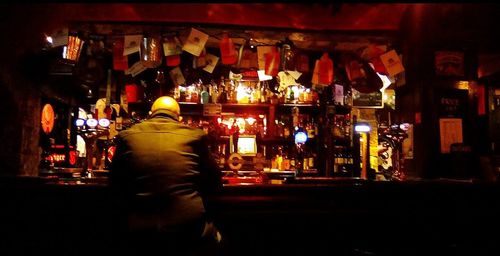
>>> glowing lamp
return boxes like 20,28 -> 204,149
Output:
86,118 -> 98,128
98,118 -> 110,128
75,119 -> 85,127
400,123 -> 410,131
294,131 -> 308,144
354,123 -> 371,133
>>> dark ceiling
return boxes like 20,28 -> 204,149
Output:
4,4 -> 500,53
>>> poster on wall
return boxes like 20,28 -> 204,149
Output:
435,51 -> 464,77
439,118 -> 463,154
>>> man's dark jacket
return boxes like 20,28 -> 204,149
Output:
109,109 -> 222,237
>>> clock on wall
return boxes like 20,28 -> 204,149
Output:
41,104 -> 55,134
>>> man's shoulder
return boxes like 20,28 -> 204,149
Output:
117,120 -> 205,138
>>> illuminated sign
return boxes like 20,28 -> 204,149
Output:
98,118 -> 110,127
86,118 -> 98,128
354,123 -> 371,133
294,131 -> 308,144
237,135 -> 257,156
75,119 -> 85,127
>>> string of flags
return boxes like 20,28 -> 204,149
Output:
47,26 -> 406,92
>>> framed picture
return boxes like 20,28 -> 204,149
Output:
352,88 -> 384,108
434,51 -> 464,77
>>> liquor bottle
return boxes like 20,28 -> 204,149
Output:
229,80 -> 237,103
210,80 -> 218,104
218,78 -> 228,104
289,146 -> 297,171
218,144 -> 226,170
308,149 -> 315,170
260,82 -> 267,103
333,151 -> 339,174
282,146 -> 290,171
200,85 -> 209,104
146,69 -> 165,103
306,117 -> 315,139
344,83 -> 353,107
295,146 -> 304,172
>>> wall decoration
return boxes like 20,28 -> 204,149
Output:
434,51 -> 464,77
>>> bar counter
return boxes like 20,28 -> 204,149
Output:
2,176 -> 500,255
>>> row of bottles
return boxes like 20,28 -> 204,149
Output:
171,77 -> 325,105
270,145 -> 316,172
179,115 -> 267,137
333,147 -> 356,177
332,114 -> 352,142
275,114 -> 319,139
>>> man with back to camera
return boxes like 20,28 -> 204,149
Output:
109,96 -> 223,255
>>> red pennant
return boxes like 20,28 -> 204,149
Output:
265,47 -> 280,76
368,45 -> 387,74
113,38 -> 128,71
125,84 -> 139,103
219,33 -> 238,65
166,55 -> 181,67
318,52 -> 333,85
297,54 -> 309,73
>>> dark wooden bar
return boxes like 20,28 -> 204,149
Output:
2,177 -> 500,255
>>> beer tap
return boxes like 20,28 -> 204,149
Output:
75,118 -> 110,178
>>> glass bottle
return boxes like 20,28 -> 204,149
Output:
218,78 -> 228,104
200,85 -> 209,104
146,69 -> 165,103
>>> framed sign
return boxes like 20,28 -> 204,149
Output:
435,51 -> 464,77
352,88 -> 383,108
41,104 -> 55,134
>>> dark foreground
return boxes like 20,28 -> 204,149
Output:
1,177 -> 500,256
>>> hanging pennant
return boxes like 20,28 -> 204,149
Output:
240,49 -> 259,69
277,71 -> 300,92
257,46 -> 274,70
380,50 -> 405,77
50,27 -> 68,47
163,35 -> 182,67
140,36 -> 162,68
364,44 -> 388,74
352,60 -> 384,94
318,52 -> 333,85
125,61 -> 147,77
312,60 -> 319,85
64,35 -> 84,62
113,37 -> 128,71
169,66 -> 186,87
183,28 -> 209,57
125,83 -> 139,103
345,59 -> 365,82
123,35 -> 142,56
163,35 -> 183,56
264,47 -> 280,76
297,53 -> 310,73
219,33 -> 238,65
280,41 -> 295,71
203,54 -> 219,74
166,55 -> 181,67
196,48 -> 207,68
